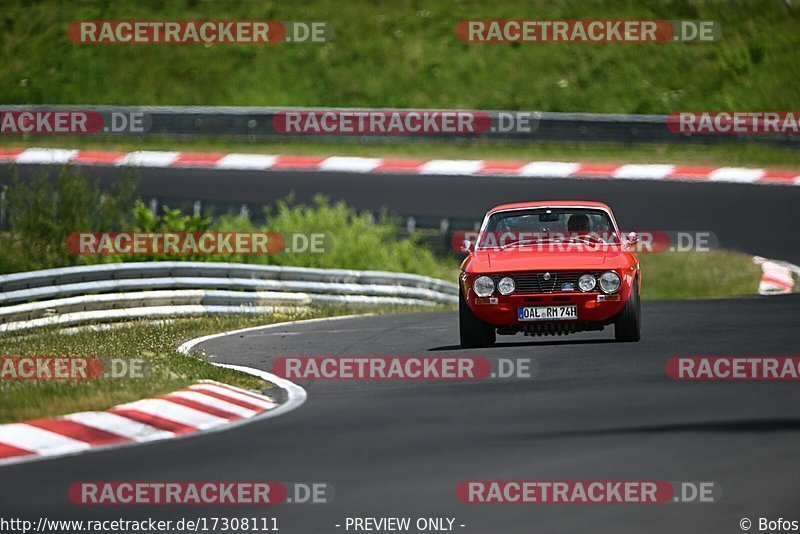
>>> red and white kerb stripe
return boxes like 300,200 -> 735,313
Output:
0,380 -> 276,465
1,147 -> 799,186
753,256 -> 798,295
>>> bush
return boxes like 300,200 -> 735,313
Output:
0,170 -> 452,279
0,167 -> 136,271
213,195 -> 447,277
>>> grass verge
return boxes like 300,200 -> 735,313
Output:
640,250 -> 762,300
0,305 -> 443,424
2,1 -> 797,113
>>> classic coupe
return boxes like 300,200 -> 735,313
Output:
459,201 -> 641,348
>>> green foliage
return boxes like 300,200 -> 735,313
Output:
132,201 -> 211,233
0,170 -> 450,278
119,200 -> 214,261
213,195 -> 447,277
0,167 -> 136,271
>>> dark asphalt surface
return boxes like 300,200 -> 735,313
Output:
2,164 -> 800,264
2,296 -> 799,533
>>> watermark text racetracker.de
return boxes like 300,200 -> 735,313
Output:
69,20 -> 332,44
0,110 -> 150,134
667,357 -> 800,380
456,19 -> 721,43
273,109 -> 539,135
67,232 -> 329,255
452,230 -> 718,254
69,481 -> 332,505
458,480 -> 721,504
273,356 -> 537,380
0,356 -> 150,380
668,111 -> 800,135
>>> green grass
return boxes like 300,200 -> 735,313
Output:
2,0 -> 797,113
3,136 -> 800,169
640,250 -> 762,300
0,305 -> 445,423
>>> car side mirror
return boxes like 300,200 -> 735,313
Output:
460,239 -> 473,254
626,231 -> 639,246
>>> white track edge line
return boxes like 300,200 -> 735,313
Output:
175,313 -> 372,355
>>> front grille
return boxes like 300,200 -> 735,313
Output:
496,321 -> 606,336
491,271 -> 602,294
523,322 -> 578,335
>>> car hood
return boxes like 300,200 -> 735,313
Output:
468,247 -> 633,273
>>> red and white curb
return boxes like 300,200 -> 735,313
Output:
0,355 -> 309,466
2,147 -> 799,186
753,256 -> 799,295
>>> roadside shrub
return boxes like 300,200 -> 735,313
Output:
213,195 -> 446,277
0,171 -> 452,279
0,167 -> 136,271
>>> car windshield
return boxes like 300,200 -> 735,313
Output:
478,208 -> 620,249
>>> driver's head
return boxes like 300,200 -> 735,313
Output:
567,214 -> 590,232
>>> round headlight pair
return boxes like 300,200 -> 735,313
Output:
473,276 -> 516,297
578,271 -> 621,294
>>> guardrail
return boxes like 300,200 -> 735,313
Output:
0,262 -> 458,333
1,105 -> 796,146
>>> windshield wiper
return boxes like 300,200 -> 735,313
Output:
498,238 -> 557,250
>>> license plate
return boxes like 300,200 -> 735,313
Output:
518,305 -> 578,321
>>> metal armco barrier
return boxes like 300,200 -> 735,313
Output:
0,262 -> 458,333
0,105 -> 796,146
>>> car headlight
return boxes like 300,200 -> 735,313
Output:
599,271 -> 621,294
473,275 -> 495,297
578,274 -> 597,292
497,276 -> 516,295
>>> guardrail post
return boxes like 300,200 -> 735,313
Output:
0,187 -> 6,231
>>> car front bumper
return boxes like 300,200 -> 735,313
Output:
466,290 -> 629,328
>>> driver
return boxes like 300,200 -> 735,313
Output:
567,214 -> 590,233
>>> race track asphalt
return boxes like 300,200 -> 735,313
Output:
2,295 -> 799,534
2,164 -> 800,264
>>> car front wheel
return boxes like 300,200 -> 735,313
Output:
614,279 -> 641,342
459,290 -> 496,348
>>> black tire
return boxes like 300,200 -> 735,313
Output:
614,279 -> 641,342
459,290 -> 496,348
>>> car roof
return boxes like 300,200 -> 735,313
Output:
488,200 -> 613,214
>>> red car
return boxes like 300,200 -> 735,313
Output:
459,200 -> 641,348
